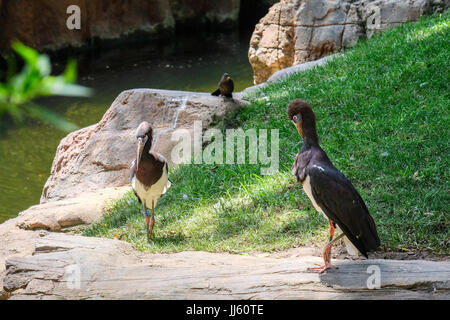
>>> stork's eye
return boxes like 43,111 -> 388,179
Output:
292,114 -> 301,123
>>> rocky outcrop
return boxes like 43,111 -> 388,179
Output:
249,0 -> 450,84
16,187 -> 129,231
242,53 -> 340,95
40,89 -> 248,203
0,186 -> 128,299
4,232 -> 450,299
0,219 -> 39,300
0,0 -> 243,52
0,0 -> 174,52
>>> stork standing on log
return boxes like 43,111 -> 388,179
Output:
288,99 -> 380,273
130,121 -> 171,241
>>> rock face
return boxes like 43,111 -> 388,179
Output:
0,0 -> 242,52
0,186 -> 129,300
242,53 -> 340,95
3,232 -> 450,299
0,0 -> 174,52
169,0 -> 241,27
0,219 -> 38,300
249,0 -> 450,84
16,187 -> 129,231
40,89 -> 248,203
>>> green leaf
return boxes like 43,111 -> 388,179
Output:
36,54 -> 52,77
50,82 -> 93,97
2,42 -> 92,131
27,103 -> 79,132
63,59 -> 77,83
9,72 -> 28,99
11,41 -> 39,67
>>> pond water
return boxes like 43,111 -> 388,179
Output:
0,31 -> 254,223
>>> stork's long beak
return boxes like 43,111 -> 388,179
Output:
294,121 -> 304,138
136,137 -> 144,171
292,114 -> 304,138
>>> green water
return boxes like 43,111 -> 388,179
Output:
0,32 -> 254,223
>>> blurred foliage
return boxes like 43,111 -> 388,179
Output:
0,42 -> 92,131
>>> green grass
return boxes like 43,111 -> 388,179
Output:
83,13 -> 450,255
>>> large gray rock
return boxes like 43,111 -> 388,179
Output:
41,89 -> 248,203
249,0 -> 449,84
3,232 -> 450,299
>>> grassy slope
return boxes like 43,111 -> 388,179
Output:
84,13 -> 450,255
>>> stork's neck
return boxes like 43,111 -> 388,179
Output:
302,124 -> 319,149
142,138 -> 152,159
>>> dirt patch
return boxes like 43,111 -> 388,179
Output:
369,250 -> 449,262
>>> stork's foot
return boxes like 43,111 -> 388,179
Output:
307,263 -> 338,274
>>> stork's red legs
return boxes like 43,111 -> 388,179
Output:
308,220 -> 343,273
328,219 -> 335,242
146,200 -> 156,242
145,213 -> 150,241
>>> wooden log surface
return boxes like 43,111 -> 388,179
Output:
3,233 -> 449,300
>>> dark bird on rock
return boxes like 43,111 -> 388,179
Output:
288,99 -> 380,273
130,121 -> 171,242
211,73 -> 234,98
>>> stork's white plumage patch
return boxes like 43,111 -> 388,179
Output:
302,175 -> 326,218
302,174 -> 360,257
132,164 -> 171,208
312,165 -> 325,172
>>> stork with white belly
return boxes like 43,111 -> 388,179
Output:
288,99 -> 380,273
130,121 -> 171,242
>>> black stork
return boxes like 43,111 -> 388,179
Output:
288,99 -> 380,273
211,73 -> 234,98
130,121 -> 171,241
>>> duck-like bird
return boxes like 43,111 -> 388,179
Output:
288,99 -> 380,273
211,73 -> 234,98
130,121 -> 171,241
